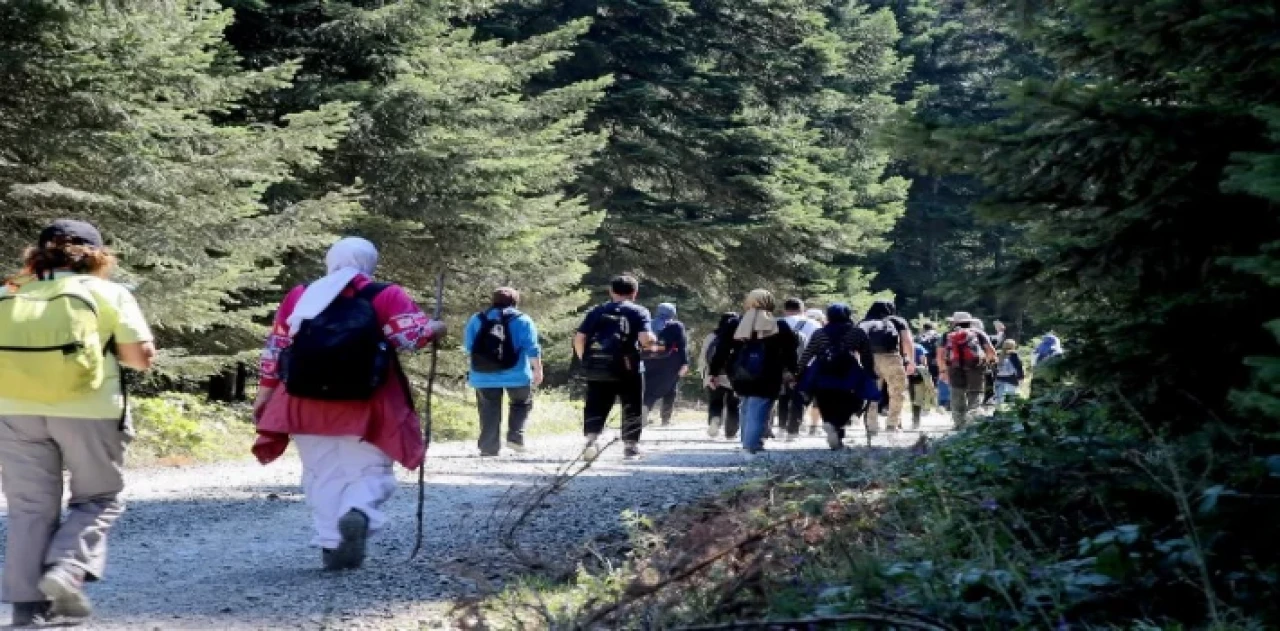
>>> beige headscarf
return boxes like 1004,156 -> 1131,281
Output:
734,289 -> 779,340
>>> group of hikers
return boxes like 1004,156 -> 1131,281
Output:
0,225 -> 1065,626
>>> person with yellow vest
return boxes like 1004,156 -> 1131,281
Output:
0,220 -> 156,626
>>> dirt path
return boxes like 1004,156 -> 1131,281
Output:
0,412 -> 951,630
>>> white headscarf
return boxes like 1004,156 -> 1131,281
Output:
286,237 -> 379,336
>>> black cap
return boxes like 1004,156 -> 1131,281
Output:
38,220 -> 104,249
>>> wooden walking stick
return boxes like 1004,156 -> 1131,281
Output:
409,271 -> 445,561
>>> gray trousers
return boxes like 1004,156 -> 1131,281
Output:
0,415 -> 127,603
475,387 -> 532,455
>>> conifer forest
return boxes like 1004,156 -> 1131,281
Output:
2,0 -> 1280,628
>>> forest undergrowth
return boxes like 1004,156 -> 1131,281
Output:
466,388 -> 1280,630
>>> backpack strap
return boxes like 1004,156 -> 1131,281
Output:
355,281 -> 391,302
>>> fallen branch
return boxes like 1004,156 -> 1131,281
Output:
671,610 -> 954,631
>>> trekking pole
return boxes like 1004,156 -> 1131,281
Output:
409,271 -> 445,561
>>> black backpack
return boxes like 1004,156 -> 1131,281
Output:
470,310 -> 520,373
861,318 -> 901,354
731,335 -> 769,385
280,283 -> 392,401
581,303 -> 634,382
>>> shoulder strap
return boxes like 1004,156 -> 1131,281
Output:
355,281 -> 391,302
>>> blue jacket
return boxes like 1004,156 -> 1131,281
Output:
464,308 -> 541,389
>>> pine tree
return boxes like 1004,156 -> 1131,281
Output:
865,0 -> 1043,327
219,1 -> 609,356
0,0 -> 355,373
946,0 -> 1280,432
479,0 -> 908,309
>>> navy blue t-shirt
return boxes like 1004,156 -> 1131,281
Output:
578,300 -> 653,363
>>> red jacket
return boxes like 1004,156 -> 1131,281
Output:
253,276 -> 435,470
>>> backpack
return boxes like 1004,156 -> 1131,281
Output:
470,310 -> 520,373
581,303 -> 634,382
279,282 -> 392,401
800,331 -> 860,392
946,329 -> 984,369
731,335 -> 769,385
861,318 -> 901,354
0,276 -> 108,403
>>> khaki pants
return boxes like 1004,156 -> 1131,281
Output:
948,366 -> 986,429
870,354 -> 910,431
0,415 -> 128,603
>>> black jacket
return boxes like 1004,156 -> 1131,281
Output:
708,319 -> 801,399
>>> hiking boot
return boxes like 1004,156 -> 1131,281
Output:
39,564 -> 91,619
623,442 -> 641,460
582,434 -> 601,461
506,441 -> 527,454
708,417 -> 722,438
10,601 -> 53,626
334,509 -> 370,570
823,423 -> 843,451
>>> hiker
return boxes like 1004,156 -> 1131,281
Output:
707,290 -> 800,457
938,311 -> 997,429
700,312 -> 741,439
975,319 -> 997,406
993,339 -> 1025,405
777,298 -> 820,441
0,220 -> 156,626
573,275 -> 655,460
252,237 -> 445,571
641,302 -> 689,427
797,304 -> 874,451
909,338 -> 937,429
858,300 -> 916,435
1031,333 -> 1065,393
464,287 -> 542,457
1034,333 -> 1063,366
804,308 -> 827,435
918,322 -> 946,414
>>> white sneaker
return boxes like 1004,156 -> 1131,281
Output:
582,433 -> 601,461
708,417 -> 722,438
506,441 -> 527,454
824,423 -> 843,451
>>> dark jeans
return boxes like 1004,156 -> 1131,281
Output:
813,390 -> 862,434
475,386 -> 533,455
776,385 -> 807,434
644,388 -> 678,425
707,386 -> 740,439
584,373 -> 644,443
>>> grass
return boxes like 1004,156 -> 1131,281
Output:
130,394 -> 258,466
128,387 -> 586,467
432,386 -> 584,441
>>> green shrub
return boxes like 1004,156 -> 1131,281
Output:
130,394 -> 256,465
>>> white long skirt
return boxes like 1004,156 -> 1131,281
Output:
293,435 -> 397,549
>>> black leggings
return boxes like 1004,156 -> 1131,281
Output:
707,386 -> 741,439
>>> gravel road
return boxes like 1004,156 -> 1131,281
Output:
0,412 -> 951,630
